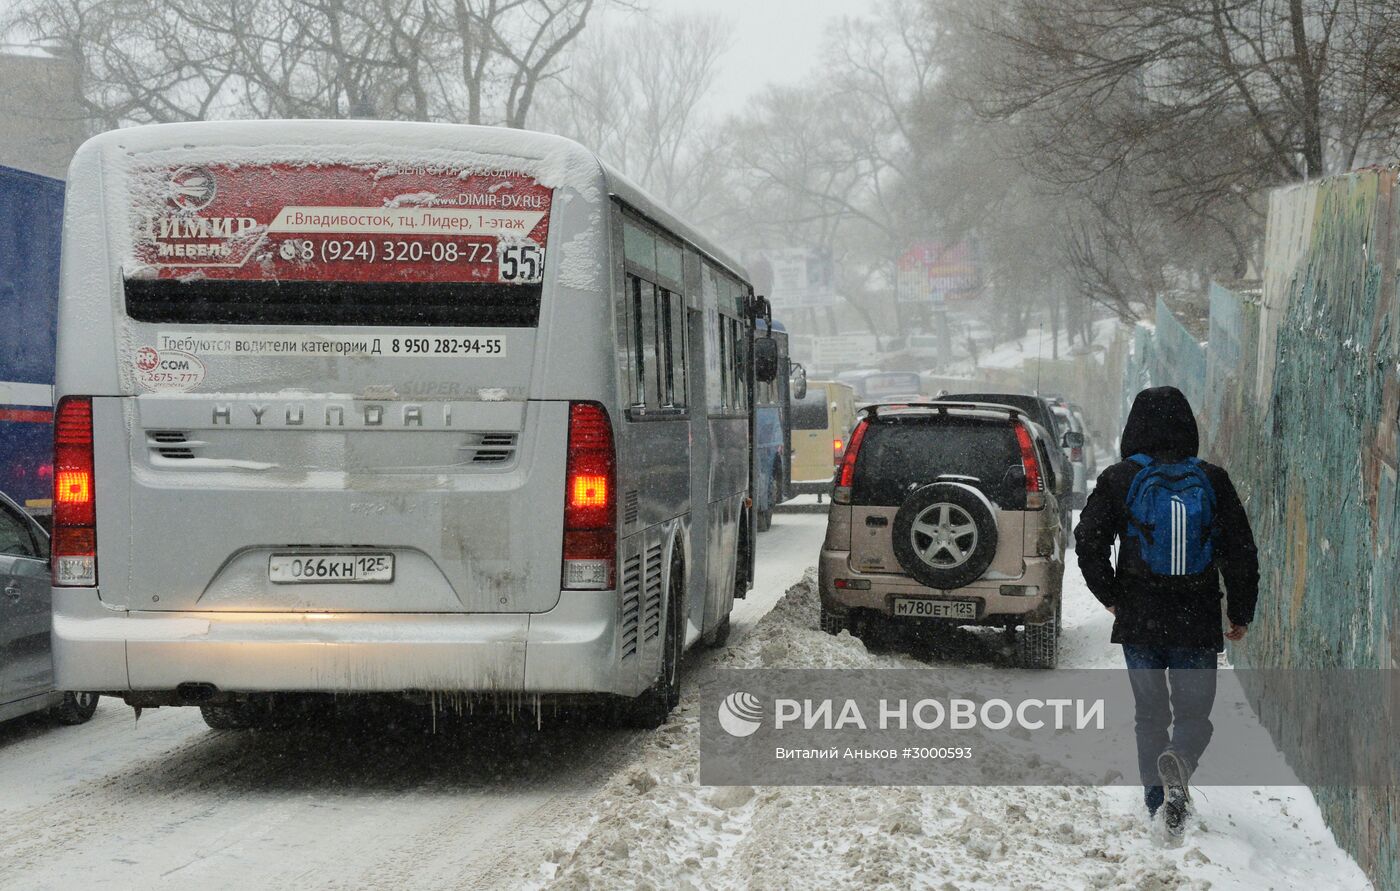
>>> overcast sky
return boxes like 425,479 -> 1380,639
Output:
610,0 -> 873,114
1,0 -> 876,117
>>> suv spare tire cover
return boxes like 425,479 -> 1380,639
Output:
892,482 -> 999,590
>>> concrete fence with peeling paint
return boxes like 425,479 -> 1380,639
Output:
1122,168 -> 1399,889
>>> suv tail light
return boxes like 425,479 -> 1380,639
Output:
1013,421 -> 1045,510
562,402 -> 615,589
1070,445 -> 1084,462
53,396 -> 97,585
832,419 -> 869,504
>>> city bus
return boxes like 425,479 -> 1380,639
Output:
50,121 -> 773,728
0,164 -> 63,521
753,319 -> 793,531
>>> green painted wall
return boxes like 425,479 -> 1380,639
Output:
1125,169 -> 1399,889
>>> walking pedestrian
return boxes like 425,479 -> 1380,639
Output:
1074,386 -> 1259,837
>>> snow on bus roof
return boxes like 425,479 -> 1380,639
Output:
74,120 -> 750,285
600,159 -> 749,285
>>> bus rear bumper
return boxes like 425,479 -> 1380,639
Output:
51,588 -> 634,698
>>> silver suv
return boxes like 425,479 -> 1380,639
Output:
817,402 -> 1069,667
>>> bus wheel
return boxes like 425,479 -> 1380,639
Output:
758,471 -> 779,532
53,692 -> 99,725
734,515 -> 751,600
617,558 -> 684,728
200,701 -> 266,730
704,613 -> 731,649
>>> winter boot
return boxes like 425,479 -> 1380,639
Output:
1157,750 -> 1192,838
1144,785 -> 1164,818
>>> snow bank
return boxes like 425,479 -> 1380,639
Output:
528,570 -> 1371,891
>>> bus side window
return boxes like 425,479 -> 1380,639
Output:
651,281 -> 666,407
722,313 -> 733,411
665,289 -> 686,409
729,317 -> 745,412
627,273 -> 647,406
640,279 -> 662,409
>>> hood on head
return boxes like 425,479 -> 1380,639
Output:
1120,386 -> 1199,460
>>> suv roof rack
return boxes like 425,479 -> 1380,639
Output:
858,401 -> 1028,421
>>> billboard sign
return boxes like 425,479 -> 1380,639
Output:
897,240 -> 980,305
759,248 -> 837,310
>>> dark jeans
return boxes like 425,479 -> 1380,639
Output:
1122,644 -> 1217,813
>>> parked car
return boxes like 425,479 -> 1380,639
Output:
0,491 -> 98,725
790,381 -> 857,497
935,392 -> 1078,530
1049,402 -> 1089,509
818,401 -> 1068,668
1068,403 -> 1097,477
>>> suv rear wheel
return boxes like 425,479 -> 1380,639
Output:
819,603 -> 849,635
892,482 -> 998,590
1015,598 -> 1059,669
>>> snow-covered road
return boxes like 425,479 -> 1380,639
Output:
0,512 -> 1372,890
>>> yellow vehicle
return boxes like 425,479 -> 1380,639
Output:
790,381 -> 857,495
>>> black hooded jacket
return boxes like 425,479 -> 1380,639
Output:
1074,387 -> 1259,650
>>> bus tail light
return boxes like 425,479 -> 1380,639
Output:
1013,421 -> 1045,511
833,438 -> 844,466
832,420 -> 869,505
562,402 -> 615,590
53,396 -> 98,586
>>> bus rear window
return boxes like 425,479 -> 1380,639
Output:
124,279 -> 542,327
791,391 -> 830,430
123,162 -> 552,328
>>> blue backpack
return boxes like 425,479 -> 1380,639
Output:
1123,454 -> 1217,576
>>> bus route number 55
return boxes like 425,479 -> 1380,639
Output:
498,243 -> 543,283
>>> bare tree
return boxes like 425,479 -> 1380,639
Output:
951,0 -> 1400,301
532,11 -> 733,217
6,0 -> 610,127
702,1 -> 954,334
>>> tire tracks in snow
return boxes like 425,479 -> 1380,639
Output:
0,515 -> 827,890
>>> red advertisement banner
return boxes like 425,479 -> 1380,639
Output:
129,163 -> 552,285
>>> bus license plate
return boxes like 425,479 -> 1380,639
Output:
892,598 -> 975,619
269,553 -> 394,584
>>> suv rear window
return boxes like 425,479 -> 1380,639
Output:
792,391 -> 830,430
852,417 -> 1022,507
941,391 -> 1044,421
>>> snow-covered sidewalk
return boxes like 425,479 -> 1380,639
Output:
527,566 -> 1372,890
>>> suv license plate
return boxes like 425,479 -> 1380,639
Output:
269,553 -> 394,584
892,598 -> 975,619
